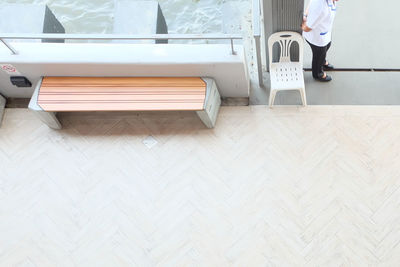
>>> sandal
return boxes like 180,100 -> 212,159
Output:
323,62 -> 334,71
315,73 -> 332,82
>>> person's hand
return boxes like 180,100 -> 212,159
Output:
301,22 -> 312,32
301,22 -> 307,31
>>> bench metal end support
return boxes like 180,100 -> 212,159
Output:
197,78 -> 221,128
33,111 -> 62,130
28,78 -> 62,130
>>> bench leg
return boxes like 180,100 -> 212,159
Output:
28,77 -> 62,130
33,110 -> 62,130
197,108 -> 219,128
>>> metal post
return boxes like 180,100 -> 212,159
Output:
230,39 -> 236,55
0,38 -> 18,55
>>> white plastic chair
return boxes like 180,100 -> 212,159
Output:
268,31 -> 306,107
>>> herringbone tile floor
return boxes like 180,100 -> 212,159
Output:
0,106 -> 400,266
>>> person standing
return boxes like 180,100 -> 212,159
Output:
302,0 -> 339,82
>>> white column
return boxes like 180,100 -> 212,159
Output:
0,94 -> 6,127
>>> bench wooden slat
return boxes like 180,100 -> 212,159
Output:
39,103 -> 205,111
38,77 -> 207,112
41,77 -> 206,87
39,87 -> 205,93
39,94 -> 206,101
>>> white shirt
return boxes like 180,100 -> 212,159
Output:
303,0 -> 337,47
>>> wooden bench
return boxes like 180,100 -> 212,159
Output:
29,77 -> 221,129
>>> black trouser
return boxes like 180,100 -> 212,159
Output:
307,41 -> 331,79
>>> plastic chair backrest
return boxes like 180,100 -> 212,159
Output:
268,31 -> 304,67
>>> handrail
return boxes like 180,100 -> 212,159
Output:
252,0 -> 264,87
0,33 -> 243,56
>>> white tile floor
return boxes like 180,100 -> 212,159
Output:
1,106 -> 400,266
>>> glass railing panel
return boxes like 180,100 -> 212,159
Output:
0,0 -> 250,44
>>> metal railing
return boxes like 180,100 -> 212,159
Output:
253,0 -> 264,87
0,33 -> 243,56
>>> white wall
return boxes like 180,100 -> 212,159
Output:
0,42 -> 249,98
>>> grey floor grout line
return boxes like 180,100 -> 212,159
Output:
304,69 -> 400,72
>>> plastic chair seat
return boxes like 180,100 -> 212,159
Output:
270,62 -> 304,91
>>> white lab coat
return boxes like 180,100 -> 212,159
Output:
303,0 -> 337,47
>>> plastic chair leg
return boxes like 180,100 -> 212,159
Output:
300,88 -> 307,107
269,90 -> 277,108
